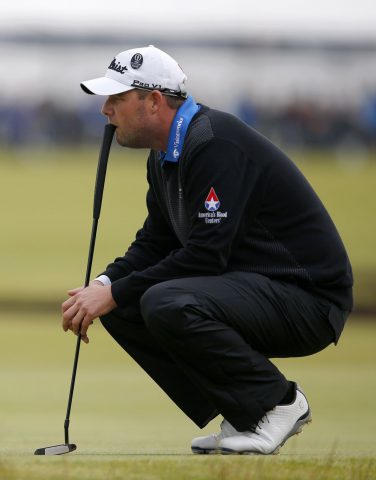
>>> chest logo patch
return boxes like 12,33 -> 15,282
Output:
205,187 -> 220,212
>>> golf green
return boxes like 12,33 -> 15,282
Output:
0,312 -> 375,479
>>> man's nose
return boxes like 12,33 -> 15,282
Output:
101,98 -> 112,117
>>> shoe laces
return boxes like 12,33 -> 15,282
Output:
248,413 -> 270,436
217,414 -> 270,439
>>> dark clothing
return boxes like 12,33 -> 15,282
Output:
99,103 -> 352,430
102,105 -> 353,311
101,272 -> 348,430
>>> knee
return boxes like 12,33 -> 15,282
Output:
100,308 -> 126,335
100,306 -> 138,334
100,310 -> 116,329
140,281 -> 196,335
140,282 -> 174,327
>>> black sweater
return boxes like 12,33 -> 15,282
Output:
103,105 -> 353,311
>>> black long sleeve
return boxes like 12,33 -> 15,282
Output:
103,106 -> 353,311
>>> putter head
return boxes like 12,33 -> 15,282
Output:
34,443 -> 77,455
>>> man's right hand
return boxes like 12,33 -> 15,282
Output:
67,280 -> 103,298
62,280 -> 108,343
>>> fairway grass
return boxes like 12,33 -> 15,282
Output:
0,313 -> 375,479
1,455 -> 375,480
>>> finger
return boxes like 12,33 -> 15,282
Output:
62,303 -> 80,331
68,287 -> 84,297
79,316 -> 94,338
81,334 -> 90,344
62,295 -> 76,313
71,309 -> 85,335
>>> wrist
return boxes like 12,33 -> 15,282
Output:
94,274 -> 111,286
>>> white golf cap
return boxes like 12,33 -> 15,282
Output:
81,45 -> 188,98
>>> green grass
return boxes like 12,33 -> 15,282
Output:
1,456 -> 375,480
0,313 -> 375,479
1,147 -> 375,308
1,147 -> 375,478
0,147 -> 148,302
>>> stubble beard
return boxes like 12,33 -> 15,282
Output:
115,103 -> 154,149
115,129 -> 151,149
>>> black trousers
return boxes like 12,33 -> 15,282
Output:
100,272 -> 348,431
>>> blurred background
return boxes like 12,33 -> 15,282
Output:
1,0 -> 375,310
1,0 -> 375,463
2,1 -> 376,151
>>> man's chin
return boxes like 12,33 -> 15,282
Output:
115,131 -> 128,147
114,130 -> 151,149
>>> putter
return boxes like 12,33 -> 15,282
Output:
35,123 -> 116,456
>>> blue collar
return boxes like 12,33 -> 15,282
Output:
160,95 -> 201,164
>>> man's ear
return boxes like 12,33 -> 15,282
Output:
149,90 -> 164,113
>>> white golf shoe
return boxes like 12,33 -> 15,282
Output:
219,385 -> 312,455
191,419 -> 239,454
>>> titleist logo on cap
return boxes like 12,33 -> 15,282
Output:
108,58 -> 128,74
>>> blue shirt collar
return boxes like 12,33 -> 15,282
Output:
160,95 -> 201,164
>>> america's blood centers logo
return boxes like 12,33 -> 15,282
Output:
205,187 -> 220,212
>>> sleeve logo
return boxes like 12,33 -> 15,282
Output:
198,187 -> 228,224
205,187 -> 220,212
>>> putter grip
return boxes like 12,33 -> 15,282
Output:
93,123 -> 116,220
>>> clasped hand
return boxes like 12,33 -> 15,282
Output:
62,282 -> 117,344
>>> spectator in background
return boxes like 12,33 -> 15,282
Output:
236,97 -> 257,127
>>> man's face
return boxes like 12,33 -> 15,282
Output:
101,89 -> 153,148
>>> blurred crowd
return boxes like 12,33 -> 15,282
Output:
1,94 -> 376,149
237,94 -> 376,150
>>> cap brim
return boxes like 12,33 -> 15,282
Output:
80,77 -> 134,95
